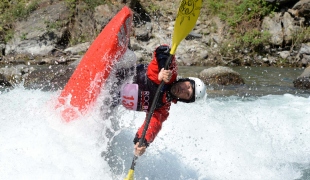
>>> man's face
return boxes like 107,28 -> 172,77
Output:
170,81 -> 193,100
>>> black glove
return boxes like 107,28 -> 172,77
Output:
133,134 -> 149,147
155,45 -> 171,70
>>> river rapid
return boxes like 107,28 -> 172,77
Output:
0,65 -> 309,180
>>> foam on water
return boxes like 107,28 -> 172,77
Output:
0,88 -> 111,179
1,86 -> 310,180
156,95 -> 310,180
111,94 -> 310,180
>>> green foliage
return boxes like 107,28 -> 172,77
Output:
64,0 -> 108,46
45,20 -> 64,31
291,27 -> 310,49
65,0 -> 77,17
83,0 -> 107,10
4,29 -> 14,42
20,32 -> 28,40
227,0 -> 275,27
219,30 -> 271,57
0,0 -> 108,44
146,3 -> 160,13
205,0 -> 278,56
1,0 -> 39,21
65,0 -> 107,13
11,0 -> 39,18
70,34 -> 87,45
0,0 -> 39,42
206,0 -> 234,17
277,57 -> 288,66
238,29 -> 271,47
206,0 -> 276,27
0,0 -> 10,14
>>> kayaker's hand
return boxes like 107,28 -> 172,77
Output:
158,68 -> 172,83
134,142 -> 146,156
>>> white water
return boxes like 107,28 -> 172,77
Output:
1,85 -> 310,180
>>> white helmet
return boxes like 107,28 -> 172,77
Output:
188,77 -> 207,102
172,77 -> 206,103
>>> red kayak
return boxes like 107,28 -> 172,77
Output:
57,6 -> 132,122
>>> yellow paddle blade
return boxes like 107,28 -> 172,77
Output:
170,0 -> 203,55
124,169 -> 134,180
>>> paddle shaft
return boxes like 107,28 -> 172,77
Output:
129,54 -> 173,170
125,1 -> 202,178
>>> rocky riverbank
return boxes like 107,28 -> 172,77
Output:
1,0 -> 310,91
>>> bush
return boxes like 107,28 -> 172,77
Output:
205,0 -> 278,56
0,0 -> 39,42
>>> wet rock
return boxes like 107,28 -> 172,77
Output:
185,32 -> 203,40
278,51 -> 290,59
134,22 -> 153,41
94,4 -> 121,32
174,37 -> 210,66
0,65 -> 31,85
301,54 -> 310,66
199,66 -> 245,86
2,0 -> 310,93
293,66 -> 310,89
297,43 -> 310,66
0,74 -> 11,87
23,65 -> 75,91
64,42 -> 90,55
298,43 -> 310,54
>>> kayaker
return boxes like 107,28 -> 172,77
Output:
118,44 -> 207,156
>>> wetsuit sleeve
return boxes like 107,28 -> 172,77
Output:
147,45 -> 177,85
133,102 -> 171,145
133,45 -> 177,146
155,45 -> 171,69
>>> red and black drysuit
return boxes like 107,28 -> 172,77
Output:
133,45 -> 178,147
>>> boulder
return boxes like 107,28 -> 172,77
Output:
296,43 -> 310,66
265,0 -> 299,5
262,13 -> 283,46
134,22 -> 153,41
5,1 -> 70,56
0,73 -> 11,87
261,11 -> 302,46
64,42 -> 90,55
293,66 -> 310,89
199,66 -> 245,86
23,65 -> 75,91
282,12 -> 297,43
94,4 -> 121,32
0,65 -> 31,85
293,0 -> 310,18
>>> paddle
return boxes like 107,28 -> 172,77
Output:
124,1 -> 202,179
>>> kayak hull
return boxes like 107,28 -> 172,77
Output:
57,6 -> 133,122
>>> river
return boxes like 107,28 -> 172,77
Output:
179,66 -> 310,97
0,65 -> 309,180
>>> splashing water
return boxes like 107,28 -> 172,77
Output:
1,53 -> 310,180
